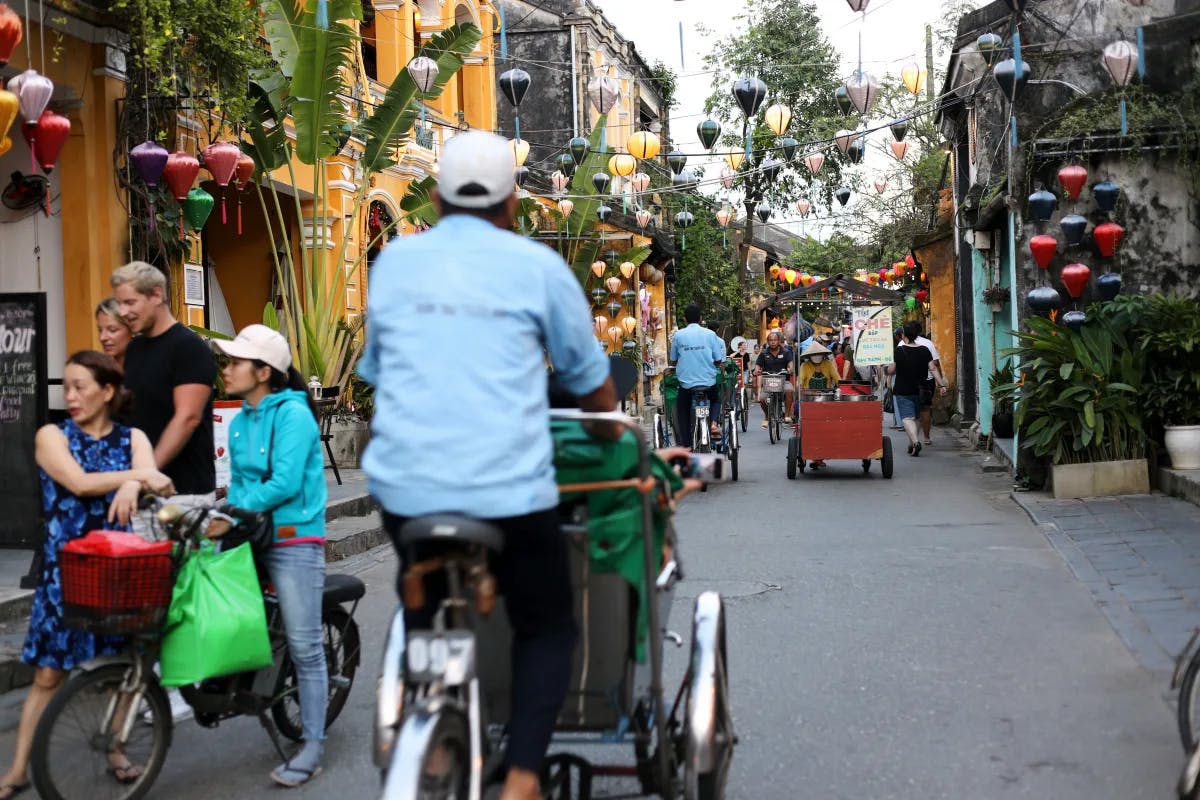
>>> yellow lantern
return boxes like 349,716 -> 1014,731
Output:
605,276 -> 622,294
606,326 -> 622,345
885,269 -> 896,283
593,315 -> 608,337
591,260 -> 605,278
769,265 -> 781,279
800,273 -> 812,286
783,269 -> 797,285
608,153 -> 636,178
510,138 -> 530,167
893,260 -> 907,276
900,63 -> 927,96
620,261 -> 635,279
866,273 -> 879,285
0,89 -> 17,140
627,131 -> 661,161
763,103 -> 792,136
723,150 -> 745,170
621,316 -> 637,336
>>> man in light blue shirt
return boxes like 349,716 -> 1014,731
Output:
669,303 -> 725,448
358,130 -> 615,800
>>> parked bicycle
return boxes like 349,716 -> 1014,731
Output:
29,497 -> 363,800
1174,628 -> 1200,798
761,371 -> 789,445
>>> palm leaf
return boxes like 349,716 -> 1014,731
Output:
261,0 -> 303,78
244,72 -> 291,173
358,23 -> 481,173
291,0 -> 361,165
399,175 -> 439,226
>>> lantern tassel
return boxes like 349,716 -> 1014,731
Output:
1119,98 -> 1128,137
237,196 -> 243,235
496,2 -> 508,59
315,0 -> 329,29
514,113 -> 521,143
29,136 -> 35,174
148,197 -> 156,233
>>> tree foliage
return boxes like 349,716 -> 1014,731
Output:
671,202 -> 746,338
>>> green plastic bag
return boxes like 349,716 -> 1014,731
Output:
159,542 -> 272,687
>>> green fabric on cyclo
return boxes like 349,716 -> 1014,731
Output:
552,419 -> 683,662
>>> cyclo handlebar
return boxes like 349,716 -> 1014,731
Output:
136,493 -> 264,545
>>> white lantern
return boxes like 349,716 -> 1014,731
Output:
550,171 -> 570,194
587,75 -> 620,114
720,165 -> 737,190
844,73 -> 881,116
407,56 -> 439,93
1102,40 -> 1139,87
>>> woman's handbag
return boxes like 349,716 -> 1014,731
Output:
159,541 -> 272,686
221,424 -> 276,555
883,384 -> 895,413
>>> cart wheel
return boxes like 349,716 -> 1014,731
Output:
862,459 -> 870,474
797,436 -> 806,473
730,447 -> 738,482
881,437 -> 894,479
684,592 -> 733,800
786,438 -> 797,480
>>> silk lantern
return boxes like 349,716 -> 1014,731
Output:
593,315 -> 608,337
993,58 -> 1031,99
715,206 -> 731,227
846,0 -> 869,11
596,204 -> 612,223
846,73 -> 881,115
878,268 -> 889,282
130,139 -> 169,232
621,289 -> 637,310
605,276 -> 622,295
916,289 -> 929,302
724,150 -> 745,170
866,273 -> 879,285
513,166 -> 529,189
0,135 -> 10,157
800,273 -> 812,286
498,69 -> 532,107
608,153 -> 636,178
182,187 -> 215,233
556,154 -> 576,178
0,88 -> 15,140
834,86 -> 854,116
835,186 -> 851,206
769,265 -> 781,279
1060,214 -> 1088,246
784,269 -> 797,285
1060,263 -> 1091,299
1057,164 -> 1087,201
732,76 -> 768,118
977,32 -> 1002,65
627,131 -> 660,161
761,157 -> 784,182
621,316 -> 637,336
890,119 -> 908,141
591,260 -> 605,278
846,138 -> 865,164
620,261 -> 636,280
0,4 -> 22,67
550,171 -> 569,194
874,179 -> 888,194
697,119 -> 721,150
900,63 -> 927,96
1062,310 -> 1087,332
667,150 -> 687,175
1028,189 -> 1057,222
796,198 -> 811,217
834,129 -> 856,156
408,56 -> 439,93
163,151 -> 200,201
16,70 -> 52,173
892,260 -> 906,276
558,199 -> 574,217
1093,180 -> 1119,213
779,136 -> 800,162
674,211 -> 695,228
1093,221 -> 1124,257
763,103 -> 792,136
629,172 -> 650,193
568,137 -> 588,166
803,152 -> 825,174
203,141 -> 241,224
28,110 -> 68,173
756,204 -> 771,223
587,75 -> 619,114
890,141 -> 911,160
510,138 -> 530,167
591,172 -> 610,194
1103,40 -> 1139,135
1030,234 -> 1058,269
719,165 -> 737,190
606,326 -> 622,345
1097,273 -> 1122,301
635,208 -> 652,228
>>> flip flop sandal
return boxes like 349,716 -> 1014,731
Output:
107,764 -> 144,784
912,443 -> 922,457
271,763 -> 323,788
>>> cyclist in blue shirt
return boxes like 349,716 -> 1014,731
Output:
669,304 -> 725,449
359,131 -> 616,800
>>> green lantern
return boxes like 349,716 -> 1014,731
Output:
183,187 -> 215,231
905,296 -> 917,310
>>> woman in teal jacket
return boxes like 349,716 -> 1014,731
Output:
215,324 -> 328,788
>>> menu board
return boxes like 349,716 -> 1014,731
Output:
0,294 -> 48,548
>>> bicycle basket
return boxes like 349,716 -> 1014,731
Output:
60,531 -> 176,636
762,375 -> 785,393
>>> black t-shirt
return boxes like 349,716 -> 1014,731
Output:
735,351 -> 750,370
893,343 -> 933,396
756,348 -> 791,374
124,322 -> 216,494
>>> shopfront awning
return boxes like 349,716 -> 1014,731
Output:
756,273 -> 902,312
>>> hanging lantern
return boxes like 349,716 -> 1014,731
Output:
834,129 -> 856,155
697,119 -> 721,150
235,153 -> 255,187
620,261 -> 636,279
671,170 -> 696,189
202,141 -> 240,223
845,73 -> 881,115
131,139 -> 170,188
550,171 -> 570,194
866,273 -> 879,285
769,265 -> 781,279
1061,310 -> 1087,332
796,198 -> 812,217
889,119 -> 908,142
591,172 -> 610,194
892,260 -> 907,277
835,186 -> 852,206
1093,180 -> 1120,213
723,150 -> 745,170
993,58 -> 1032,99
878,268 -> 889,282
590,288 -> 607,307
407,56 -> 440,93
568,137 -> 588,166
629,172 -> 650,193
890,141 -> 912,160
606,326 -> 622,345
1060,214 -> 1088,246
621,289 -> 637,310
16,70 -> 51,124
182,187 -> 215,232
587,74 -> 620,114
0,3 -> 22,67
1028,188 -> 1058,222
874,179 -> 888,194
596,204 -> 612,223
513,166 -> 529,189
593,315 -> 608,337
845,138 -> 865,164
803,152 -> 825,174
916,289 -> 929,303
0,88 -> 16,140
605,276 -> 622,295
555,154 -> 576,179
800,273 -> 813,286
1057,164 -> 1088,201
834,86 -> 854,117
608,152 -> 636,178
29,110 -> 68,173
720,165 -> 737,190
846,0 -> 869,10
900,63 -> 927,96
778,136 -> 800,163
498,68 -> 532,107
885,270 -> 896,283
163,150 -> 200,201
756,204 -> 771,223
591,260 -> 606,278
510,138 -> 530,167
715,206 -> 731,227
675,211 -> 695,228
621,316 -> 638,336
761,157 -> 783,183
666,150 -> 688,175
976,32 -> 1003,65
763,103 -> 792,136
1060,263 -> 1091,299
732,76 -> 768,118
627,131 -> 660,161
1093,221 -> 1124,257
783,269 -> 797,285
635,208 -> 652,228
1027,286 -> 1063,318
558,198 -> 574,217
1102,40 -> 1139,87
1097,273 -> 1123,301
1030,234 -> 1058,269
0,134 -> 14,157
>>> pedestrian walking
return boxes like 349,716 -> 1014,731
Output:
911,323 -> 943,445
887,321 -> 948,457
94,298 -> 134,370
214,324 -> 329,788
0,351 -> 173,798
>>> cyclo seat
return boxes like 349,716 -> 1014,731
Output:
323,573 -> 366,605
398,514 -> 504,553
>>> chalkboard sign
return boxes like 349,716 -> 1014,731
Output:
0,294 -> 48,548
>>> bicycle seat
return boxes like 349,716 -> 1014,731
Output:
323,573 -> 366,605
398,514 -> 504,552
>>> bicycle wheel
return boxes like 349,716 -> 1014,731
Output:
380,707 -> 471,799
739,390 -> 748,432
32,663 -> 171,800
694,417 -> 710,454
653,413 -> 664,449
1179,648 -> 1200,751
767,399 -> 777,445
684,592 -> 734,800
272,607 -> 362,741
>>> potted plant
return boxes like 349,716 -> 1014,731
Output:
1006,315 -> 1148,499
982,284 -> 1010,314
1125,296 -> 1200,469
989,361 -> 1016,439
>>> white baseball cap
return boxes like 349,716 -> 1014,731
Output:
212,324 -> 292,373
437,130 -> 516,208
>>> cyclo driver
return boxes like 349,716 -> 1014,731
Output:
754,330 -> 795,426
357,131 -> 617,800
669,303 -> 726,449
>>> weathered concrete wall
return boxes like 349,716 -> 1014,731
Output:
916,233 -> 959,391
495,24 -> 573,172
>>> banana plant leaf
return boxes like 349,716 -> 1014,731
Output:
399,175 -> 438,228
291,0 -> 361,164
261,0 -> 303,78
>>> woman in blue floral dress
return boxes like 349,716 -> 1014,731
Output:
0,351 -> 173,798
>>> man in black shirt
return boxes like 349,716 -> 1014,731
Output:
753,330 -> 795,427
112,261 -> 216,497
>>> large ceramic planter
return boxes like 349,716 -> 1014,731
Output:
1165,425 -> 1200,470
1051,459 -> 1149,499
991,411 -> 1014,439
328,417 -> 370,469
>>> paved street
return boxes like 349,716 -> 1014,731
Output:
0,422 -> 1186,798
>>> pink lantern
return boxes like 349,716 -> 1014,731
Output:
1093,221 -> 1124,257
629,172 -> 650,193
587,75 -> 620,114
1060,263 -> 1091,299
558,199 -> 574,217
16,70 -> 52,173
874,179 -> 888,194
715,206 -> 731,227
890,141 -> 911,160
591,260 -> 605,278
620,261 -> 636,279
550,171 -> 570,194
605,325 -> 622,345
796,198 -> 811,217
915,289 -> 928,302
846,0 -> 869,10
593,315 -> 608,337
1102,40 -> 1139,87
635,208 -> 651,228
203,141 -> 241,224
605,276 -> 621,294
803,152 -> 825,175
834,129 -> 856,156
1057,164 -> 1088,201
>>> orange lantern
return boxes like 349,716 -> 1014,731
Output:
593,315 -> 608,336
620,261 -> 636,279
800,273 -> 812,286
591,260 -> 605,278
621,316 -> 638,335
769,265 -> 781,279
892,260 -> 907,276
606,326 -> 622,345
866,273 -> 879,285
885,270 -> 895,282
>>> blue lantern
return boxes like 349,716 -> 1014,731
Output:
1093,181 -> 1120,214
1060,214 -> 1088,246
1062,310 -> 1087,332
1028,189 -> 1057,222
1097,273 -> 1123,301
1026,286 -> 1063,318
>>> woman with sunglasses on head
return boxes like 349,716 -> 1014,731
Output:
213,325 -> 328,788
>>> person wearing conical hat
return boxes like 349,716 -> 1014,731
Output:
797,340 -> 838,392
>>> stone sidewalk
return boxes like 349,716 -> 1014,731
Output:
1014,491 -> 1200,679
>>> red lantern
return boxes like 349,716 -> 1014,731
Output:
915,289 -> 928,302
1029,234 -> 1058,269
1060,263 -> 1091,299
162,151 -> 199,201
1093,221 -> 1124,257
1057,164 -> 1088,201
878,268 -> 888,282
905,254 -> 915,269
234,153 -> 255,235
203,142 -> 240,225
29,110 -> 68,173
892,260 -> 906,276
0,4 -> 21,68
